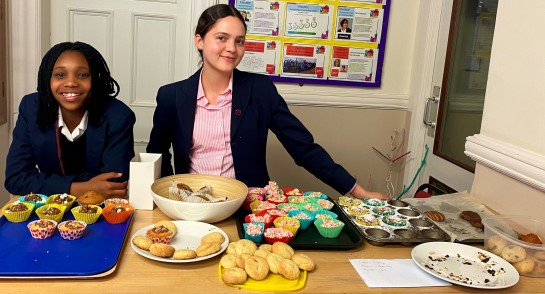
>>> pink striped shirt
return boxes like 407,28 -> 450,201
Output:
188,75 -> 235,178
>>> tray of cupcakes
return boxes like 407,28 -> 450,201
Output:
234,181 -> 364,250
0,191 -> 133,278
335,196 -> 451,246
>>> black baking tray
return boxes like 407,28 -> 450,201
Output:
234,200 -> 363,250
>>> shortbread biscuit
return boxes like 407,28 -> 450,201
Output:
226,241 -> 238,254
486,235 -> 508,256
220,254 -> 238,269
266,253 -> 284,274
258,244 -> 272,252
244,256 -> 269,281
235,253 -> 252,268
149,243 -> 175,258
235,239 -> 257,255
196,242 -> 221,257
132,235 -> 153,250
254,248 -> 270,259
222,267 -> 248,285
173,249 -> 197,260
279,259 -> 300,280
201,232 -> 225,244
514,258 -> 535,274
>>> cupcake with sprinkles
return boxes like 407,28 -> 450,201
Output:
314,218 -> 345,238
245,213 -> 273,228
363,198 -> 385,207
243,222 -> 265,243
250,200 -> 277,214
263,227 -> 294,243
347,205 -> 370,217
47,193 -> 77,209
300,202 -> 320,213
338,196 -> 362,207
266,193 -> 288,205
262,208 -> 288,220
355,214 -> 380,226
36,203 -> 66,223
277,203 -> 300,213
372,206 -> 396,216
273,217 -> 300,236
303,191 -> 327,199
283,187 -> 304,197
382,215 -> 407,227
287,196 -> 307,204
312,198 -> 334,210
313,209 -> 338,220
2,201 -> 34,223
18,192 -> 47,212
264,181 -> 283,197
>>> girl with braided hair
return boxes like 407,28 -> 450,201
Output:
5,41 -> 135,198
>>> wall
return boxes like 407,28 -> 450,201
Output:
467,0 -> 545,216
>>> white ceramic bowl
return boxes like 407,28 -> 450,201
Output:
151,174 -> 248,223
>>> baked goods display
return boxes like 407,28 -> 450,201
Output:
220,239 -> 314,286
131,220 -> 227,260
77,191 -> 105,205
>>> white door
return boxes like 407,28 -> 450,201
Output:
49,0 -> 217,154
405,0 -> 496,196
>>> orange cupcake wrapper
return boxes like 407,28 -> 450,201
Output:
102,203 -> 134,224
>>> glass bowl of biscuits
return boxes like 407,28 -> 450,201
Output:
482,215 -> 545,277
151,174 -> 248,223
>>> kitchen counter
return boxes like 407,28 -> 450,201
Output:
2,208 -> 544,293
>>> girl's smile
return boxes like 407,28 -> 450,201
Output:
50,50 -> 91,116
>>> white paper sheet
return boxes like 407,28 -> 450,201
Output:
349,259 -> 451,288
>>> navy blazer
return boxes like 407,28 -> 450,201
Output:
146,69 -> 356,194
5,93 -> 136,195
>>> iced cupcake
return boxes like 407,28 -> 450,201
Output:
314,218 -> 345,238
2,201 -> 34,223
146,224 -> 175,244
104,197 -> 129,206
300,202 -> 320,213
313,209 -> 338,220
243,222 -> 265,243
36,204 -> 66,223
18,193 -> 47,212
277,203 -> 300,213
312,198 -> 334,210
287,196 -> 307,204
363,198 -> 385,207
303,191 -> 327,199
288,209 -> 314,230
261,208 -> 288,221
347,205 -> 370,217
338,196 -> 362,207
102,204 -> 134,224
355,214 -> 380,226
283,187 -> 304,197
265,193 -> 288,205
247,187 -> 265,200
372,206 -> 396,216
72,205 -> 103,224
250,200 -> 277,214
58,220 -> 87,240
27,219 -> 57,239
263,227 -> 294,244
273,217 -> 300,236
382,215 -> 407,227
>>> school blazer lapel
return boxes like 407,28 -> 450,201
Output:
231,69 -> 251,140
176,71 -> 199,156
85,120 -> 106,172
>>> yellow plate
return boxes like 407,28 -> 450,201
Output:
218,264 -> 307,292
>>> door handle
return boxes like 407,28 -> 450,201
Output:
423,96 -> 439,128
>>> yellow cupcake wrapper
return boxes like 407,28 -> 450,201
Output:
36,203 -> 67,223
2,202 -> 34,223
71,205 -> 103,224
46,194 -> 77,209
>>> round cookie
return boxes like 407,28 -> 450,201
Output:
235,239 -> 257,255
459,210 -> 481,221
236,253 -> 252,268
226,241 -> 238,255
513,258 -> 536,274
222,267 -> 248,285
259,244 -> 272,252
501,245 -> 527,263
132,235 -> 153,250
220,254 -> 238,269
244,256 -> 269,281
486,235 -> 508,256
266,252 -> 284,274
173,249 -> 197,260
423,211 -> 445,222
292,253 -> 315,271
279,259 -> 300,280
272,242 -> 294,259
201,232 -> 225,244
254,248 -> 270,259
149,243 -> 175,258
196,242 -> 221,257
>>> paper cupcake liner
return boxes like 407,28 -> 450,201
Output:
250,200 -> 277,214
104,198 -> 129,206
288,210 -> 315,230
312,209 -> 338,220
46,194 -> 77,209
263,227 -> 294,244
311,198 -> 334,210
347,206 -> 370,216
244,213 -> 273,228
18,194 -> 48,212
247,187 -> 265,199
302,191 -> 327,199
71,205 -> 103,224
337,196 -> 362,207
273,216 -> 300,236
287,196 -> 307,204
2,202 -> 34,223
282,187 -> 304,197
27,219 -> 57,239
102,203 -> 134,224
147,234 -> 174,244
314,218 -> 345,238
243,222 -> 265,243
243,194 -> 260,211
35,204 -> 67,223
299,202 -> 321,213
277,203 -> 301,213
58,220 -> 87,240
265,195 -> 288,205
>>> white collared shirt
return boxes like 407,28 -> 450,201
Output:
58,108 -> 88,142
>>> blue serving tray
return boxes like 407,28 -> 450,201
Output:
0,209 -> 133,277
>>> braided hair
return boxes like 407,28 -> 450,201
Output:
37,41 -> 120,128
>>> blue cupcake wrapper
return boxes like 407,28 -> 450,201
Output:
302,191 -> 328,199
243,222 -> 264,243
312,209 -> 338,220
18,194 -> 48,212
288,209 -> 315,230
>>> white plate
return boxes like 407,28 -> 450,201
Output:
411,242 -> 519,289
130,220 -> 229,263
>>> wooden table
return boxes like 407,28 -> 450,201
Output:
2,208 -> 544,293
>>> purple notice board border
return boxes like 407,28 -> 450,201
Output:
228,0 -> 391,88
